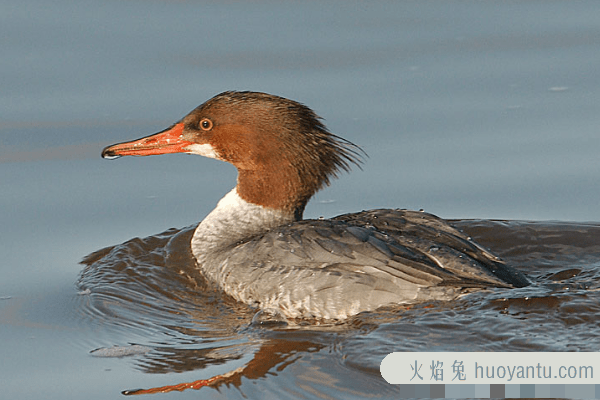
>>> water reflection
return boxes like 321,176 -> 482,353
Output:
79,220 -> 600,395
122,338 -> 326,395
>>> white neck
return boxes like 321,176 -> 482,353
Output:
191,188 -> 295,266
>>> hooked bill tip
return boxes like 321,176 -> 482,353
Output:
101,147 -> 121,160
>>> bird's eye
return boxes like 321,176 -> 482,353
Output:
200,118 -> 213,131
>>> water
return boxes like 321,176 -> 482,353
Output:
74,220 -> 600,397
1,0 -> 600,398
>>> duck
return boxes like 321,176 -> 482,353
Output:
102,91 -> 529,320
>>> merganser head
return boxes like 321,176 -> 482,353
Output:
102,91 -> 363,219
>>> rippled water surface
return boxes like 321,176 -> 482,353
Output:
2,0 -> 600,398
74,220 -> 600,396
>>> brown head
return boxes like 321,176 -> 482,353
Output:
102,91 -> 363,219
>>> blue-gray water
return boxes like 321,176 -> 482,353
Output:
1,1 -> 599,398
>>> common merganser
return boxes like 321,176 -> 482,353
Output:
102,91 -> 529,320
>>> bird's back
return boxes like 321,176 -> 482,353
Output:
200,209 -> 529,319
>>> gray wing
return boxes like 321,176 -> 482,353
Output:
210,209 -> 528,319
333,209 -> 529,287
